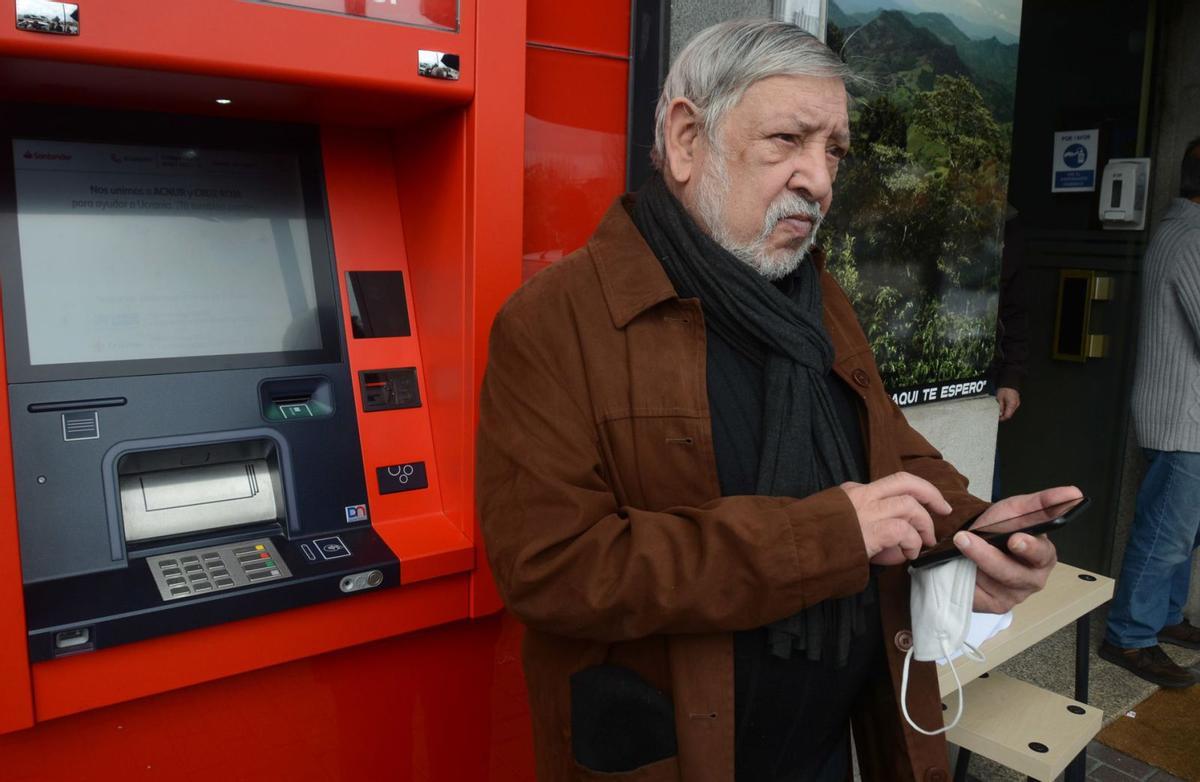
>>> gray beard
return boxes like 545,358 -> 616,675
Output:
694,153 -> 823,281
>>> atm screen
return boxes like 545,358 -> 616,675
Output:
12,139 -> 323,366
0,114 -> 341,384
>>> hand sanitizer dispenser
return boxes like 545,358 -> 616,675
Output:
1099,158 -> 1150,230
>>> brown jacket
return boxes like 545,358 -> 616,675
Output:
477,198 -> 988,782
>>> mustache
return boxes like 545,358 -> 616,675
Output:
760,193 -> 823,240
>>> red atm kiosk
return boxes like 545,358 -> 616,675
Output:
0,1 -> 552,778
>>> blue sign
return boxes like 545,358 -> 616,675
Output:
1055,170 -> 1095,189
1052,129 -> 1099,193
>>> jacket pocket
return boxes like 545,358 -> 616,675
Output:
570,664 -> 678,774
597,415 -> 716,511
572,756 -> 680,780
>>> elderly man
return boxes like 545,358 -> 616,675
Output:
478,19 -> 1078,782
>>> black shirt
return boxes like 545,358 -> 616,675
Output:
701,273 -> 883,782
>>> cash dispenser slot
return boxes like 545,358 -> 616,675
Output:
121,460 -> 278,542
116,439 -> 287,550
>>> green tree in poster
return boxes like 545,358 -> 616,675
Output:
858,94 -> 908,150
825,74 -> 1004,389
910,75 -> 1006,171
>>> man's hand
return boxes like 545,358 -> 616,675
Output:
956,486 -> 1081,613
841,472 -> 951,566
997,387 -> 1021,421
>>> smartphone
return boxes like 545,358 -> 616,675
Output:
909,495 -> 1090,569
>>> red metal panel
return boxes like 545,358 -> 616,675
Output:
1,614 -> 534,782
393,109 -> 471,547
523,47 -> 629,271
0,56 -> 457,128
0,289 -> 33,735
466,0 -> 527,618
30,576 -> 469,721
527,0 -> 631,57
324,126 -> 446,530
266,0 -> 458,30
322,126 -> 478,586
0,0 -> 475,100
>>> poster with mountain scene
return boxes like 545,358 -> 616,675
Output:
822,0 -> 1020,406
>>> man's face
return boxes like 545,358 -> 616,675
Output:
682,74 -> 850,279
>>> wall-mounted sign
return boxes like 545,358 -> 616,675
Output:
1052,129 -> 1099,192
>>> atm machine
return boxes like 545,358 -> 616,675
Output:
3,110 -> 401,660
0,0 -> 526,749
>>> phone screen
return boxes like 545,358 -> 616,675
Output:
911,496 -> 1089,568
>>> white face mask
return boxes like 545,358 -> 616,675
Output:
900,557 -> 985,736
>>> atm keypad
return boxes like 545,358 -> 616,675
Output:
147,538 -> 293,601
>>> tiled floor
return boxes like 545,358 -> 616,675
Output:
961,738 -> 1194,781
1084,741 -> 1190,782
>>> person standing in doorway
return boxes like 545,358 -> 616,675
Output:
988,207 -> 1029,500
1101,137 -> 1200,688
992,209 -> 1028,426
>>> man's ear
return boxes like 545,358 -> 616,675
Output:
662,98 -> 703,187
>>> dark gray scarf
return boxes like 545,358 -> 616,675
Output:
632,173 -> 870,664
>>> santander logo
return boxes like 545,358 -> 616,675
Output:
22,150 -> 72,161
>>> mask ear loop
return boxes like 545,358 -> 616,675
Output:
900,637 -> 982,736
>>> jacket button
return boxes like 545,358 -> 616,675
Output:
894,630 -> 913,652
924,769 -> 948,782
852,369 -> 870,387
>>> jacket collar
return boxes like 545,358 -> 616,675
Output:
589,195 -> 829,329
589,196 -> 679,329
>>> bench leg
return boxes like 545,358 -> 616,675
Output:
953,747 -> 971,782
1065,612 -> 1091,782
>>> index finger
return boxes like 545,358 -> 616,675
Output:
863,472 -> 952,515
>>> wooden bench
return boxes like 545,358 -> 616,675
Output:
937,563 -> 1115,782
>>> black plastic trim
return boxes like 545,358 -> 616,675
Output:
25,526 -> 399,661
28,397 -> 127,412
626,0 -> 670,192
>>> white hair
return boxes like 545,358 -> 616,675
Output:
651,19 -> 853,169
